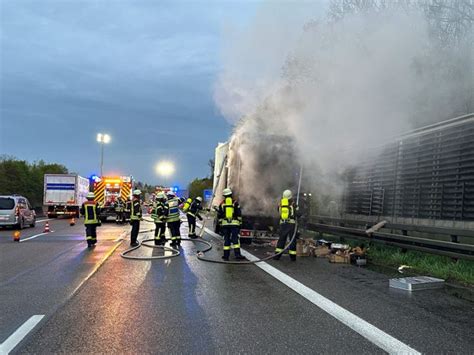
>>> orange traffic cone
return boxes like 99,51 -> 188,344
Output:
13,231 -> 21,242
70,218 -> 76,226
44,221 -> 50,233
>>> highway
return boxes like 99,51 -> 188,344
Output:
1,218 -> 473,354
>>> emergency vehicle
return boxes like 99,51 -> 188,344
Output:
93,176 -> 133,221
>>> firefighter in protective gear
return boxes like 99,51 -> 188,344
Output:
80,192 -> 101,248
166,192 -> 181,247
130,190 -> 142,247
151,192 -> 168,245
115,198 -> 125,224
217,188 -> 245,261
124,197 -> 131,222
274,189 -> 298,261
187,196 -> 203,239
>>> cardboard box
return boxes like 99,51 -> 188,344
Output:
314,245 -> 330,258
296,239 -> 311,256
329,253 -> 350,264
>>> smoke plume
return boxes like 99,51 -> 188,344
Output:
214,1 -> 473,215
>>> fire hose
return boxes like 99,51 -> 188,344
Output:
120,220 -> 298,264
121,164 -> 303,263
120,221 -> 212,260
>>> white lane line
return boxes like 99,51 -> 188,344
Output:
0,315 -> 45,354
202,226 -> 420,355
19,233 -> 47,242
36,219 -> 53,223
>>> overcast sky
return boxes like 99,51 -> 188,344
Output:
0,0 -> 261,187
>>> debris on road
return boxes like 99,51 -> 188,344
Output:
390,276 -> 445,291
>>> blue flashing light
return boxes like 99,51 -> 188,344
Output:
90,174 -> 100,183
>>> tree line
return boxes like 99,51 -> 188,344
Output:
0,156 -> 68,208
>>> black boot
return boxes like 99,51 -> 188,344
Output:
234,250 -> 246,260
290,254 -> 296,261
222,249 -> 230,261
273,254 -> 281,260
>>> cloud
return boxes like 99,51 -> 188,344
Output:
0,0 -> 259,185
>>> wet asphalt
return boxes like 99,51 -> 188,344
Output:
0,218 -> 128,345
2,219 -> 473,354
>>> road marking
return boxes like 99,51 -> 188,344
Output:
0,315 -> 44,354
19,233 -> 47,242
36,219 -> 53,223
202,226 -> 420,355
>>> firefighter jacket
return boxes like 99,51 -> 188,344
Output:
130,199 -> 142,221
166,197 -> 181,223
188,200 -> 203,220
80,201 -> 99,225
218,197 -> 242,226
151,201 -> 167,223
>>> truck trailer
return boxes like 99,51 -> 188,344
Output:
43,174 -> 89,218
212,132 -> 305,240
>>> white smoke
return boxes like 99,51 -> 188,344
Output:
214,1 -> 473,214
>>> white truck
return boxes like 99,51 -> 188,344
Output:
43,174 -> 90,218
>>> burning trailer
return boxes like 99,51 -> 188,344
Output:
212,131 -> 308,240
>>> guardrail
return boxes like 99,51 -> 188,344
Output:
307,215 -> 474,260
309,215 -> 474,240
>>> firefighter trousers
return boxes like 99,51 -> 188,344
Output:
154,222 -> 166,244
275,223 -> 297,259
85,224 -> 97,246
168,220 -> 181,243
222,225 -> 242,259
187,214 -> 196,238
130,220 -> 140,245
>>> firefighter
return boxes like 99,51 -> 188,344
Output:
124,197 -> 132,222
166,192 -> 182,247
187,196 -> 203,239
80,192 -> 101,248
115,198 -> 125,224
273,189 -> 298,261
151,192 -> 168,245
217,188 -> 245,261
130,189 -> 142,247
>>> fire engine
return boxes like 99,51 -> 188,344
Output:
93,176 -> 133,222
